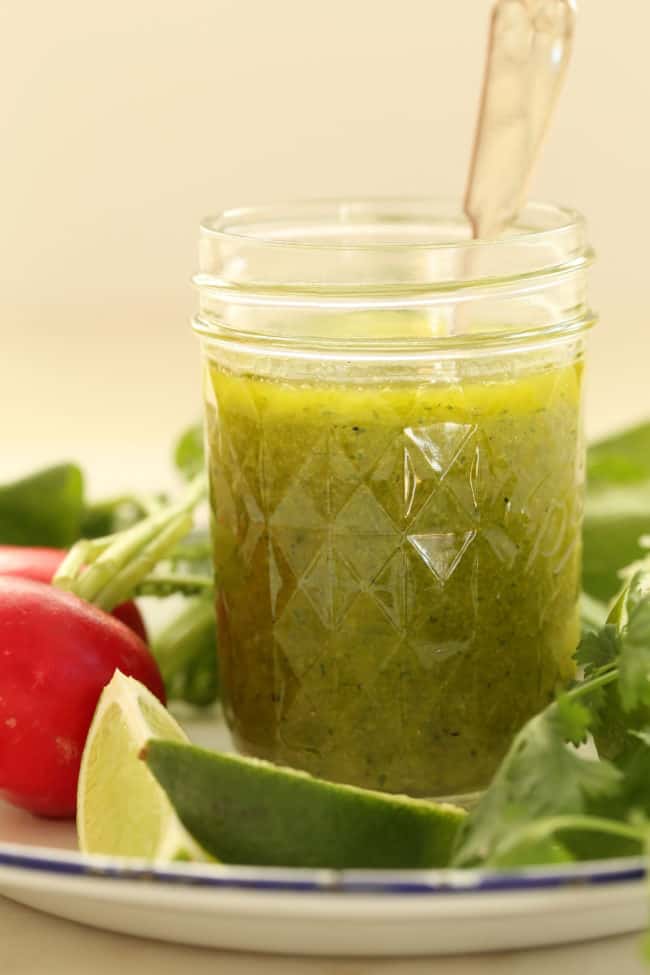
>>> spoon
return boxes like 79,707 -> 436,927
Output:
464,0 -> 576,240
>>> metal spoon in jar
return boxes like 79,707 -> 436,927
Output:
465,0 -> 576,241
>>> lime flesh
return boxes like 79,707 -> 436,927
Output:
77,671 -> 209,862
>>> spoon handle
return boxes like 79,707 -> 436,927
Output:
464,0 -> 576,240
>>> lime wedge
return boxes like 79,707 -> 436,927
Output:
77,670 -> 210,862
143,740 -> 466,869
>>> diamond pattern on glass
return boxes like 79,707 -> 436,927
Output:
334,483 -> 397,534
269,525 -> 327,581
404,422 -> 478,478
407,530 -> 477,583
206,362 -> 584,795
335,593 -> 406,686
370,550 -> 407,629
300,544 -> 360,628
273,588 -> 330,679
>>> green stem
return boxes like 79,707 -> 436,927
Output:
152,595 -> 215,684
54,475 -> 207,611
134,573 -> 214,598
54,536 -> 116,585
90,512 -> 194,610
566,666 -> 619,700
491,814 -> 644,863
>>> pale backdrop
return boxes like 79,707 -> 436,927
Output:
1,0 -> 648,491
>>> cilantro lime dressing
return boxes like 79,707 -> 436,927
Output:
206,359 -> 583,798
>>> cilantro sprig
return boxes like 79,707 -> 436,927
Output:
453,567 -> 650,869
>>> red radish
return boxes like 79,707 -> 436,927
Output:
0,545 -> 147,641
0,576 -> 165,818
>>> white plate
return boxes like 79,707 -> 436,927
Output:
0,713 -> 647,956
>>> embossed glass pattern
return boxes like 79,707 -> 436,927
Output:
194,200 -> 594,799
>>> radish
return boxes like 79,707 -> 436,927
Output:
0,477 -> 206,818
0,578 -> 164,817
0,545 -> 147,641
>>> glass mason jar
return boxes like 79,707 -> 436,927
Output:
193,199 -> 594,802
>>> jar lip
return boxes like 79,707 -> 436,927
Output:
199,197 -> 585,253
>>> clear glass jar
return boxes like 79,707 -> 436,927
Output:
193,199 -> 594,802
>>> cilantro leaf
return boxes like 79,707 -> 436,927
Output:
593,684 -> 644,761
449,770 -> 517,867
554,694 -> 592,746
614,729 -> 650,813
573,625 -> 619,741
618,573 -> 650,712
513,705 -> 621,813
575,624 -> 620,677
570,727 -> 650,860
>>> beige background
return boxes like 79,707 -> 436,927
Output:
1,0 -> 649,490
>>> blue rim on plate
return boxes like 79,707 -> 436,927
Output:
0,842 -> 645,894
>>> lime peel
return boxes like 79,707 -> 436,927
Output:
144,740 -> 467,869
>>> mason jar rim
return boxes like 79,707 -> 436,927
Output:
193,197 -> 594,356
199,197 -> 583,252
194,197 -> 593,302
